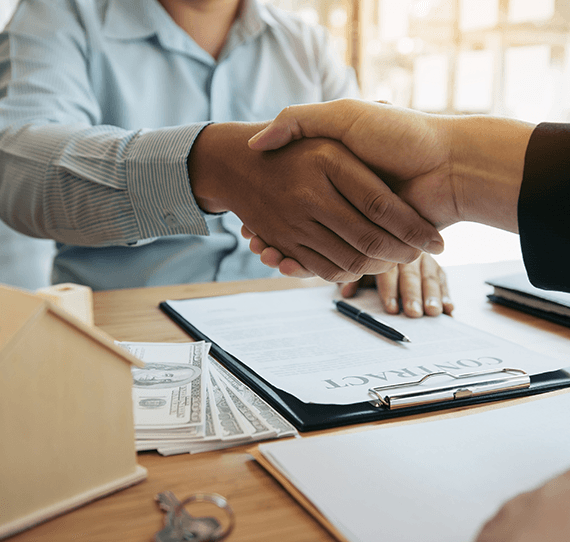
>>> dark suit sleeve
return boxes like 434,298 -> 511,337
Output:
518,122 -> 570,293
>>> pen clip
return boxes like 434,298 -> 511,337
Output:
368,368 -> 530,409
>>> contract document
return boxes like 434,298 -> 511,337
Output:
165,286 -> 564,405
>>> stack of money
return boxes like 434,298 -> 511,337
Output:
116,340 -> 297,455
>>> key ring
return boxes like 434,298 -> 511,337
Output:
173,493 -> 235,542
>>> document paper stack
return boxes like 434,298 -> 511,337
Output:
116,340 -> 297,455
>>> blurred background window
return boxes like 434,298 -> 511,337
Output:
266,0 -> 570,266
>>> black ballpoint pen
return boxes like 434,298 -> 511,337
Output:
333,300 -> 411,342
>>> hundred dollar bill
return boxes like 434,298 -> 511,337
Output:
208,371 -> 249,440
203,385 -> 221,439
116,340 -> 209,429
214,373 -> 276,439
155,373 -> 252,456
154,387 -> 224,456
211,358 -> 297,437
151,386 -> 220,441
156,369 -> 293,456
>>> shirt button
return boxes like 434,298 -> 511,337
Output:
164,213 -> 179,227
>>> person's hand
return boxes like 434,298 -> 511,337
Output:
248,100 -> 457,231
242,225 -> 453,317
475,468 -> 570,542
248,99 -> 533,234
189,122 -> 444,283
338,253 -> 453,317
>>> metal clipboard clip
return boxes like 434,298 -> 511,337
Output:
368,367 -> 530,410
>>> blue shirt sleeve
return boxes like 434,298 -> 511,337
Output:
0,0 -> 210,247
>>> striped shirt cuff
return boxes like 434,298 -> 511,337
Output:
126,123 -> 212,239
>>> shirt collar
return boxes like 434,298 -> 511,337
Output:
219,0 -> 268,59
102,0 -> 159,41
102,0 -> 274,61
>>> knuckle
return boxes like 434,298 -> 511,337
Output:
293,184 -> 317,208
365,260 -> 396,275
398,248 -> 422,265
307,139 -> 345,165
354,229 -> 386,258
353,228 -> 422,265
362,191 -> 433,250
279,105 -> 298,124
322,268 -> 356,283
422,274 -> 440,288
312,260 -> 349,283
362,191 -> 395,225
345,253 -> 372,276
335,271 -> 360,283
399,263 -> 422,282
400,224 -> 431,247
343,254 -> 394,277
286,185 -> 321,217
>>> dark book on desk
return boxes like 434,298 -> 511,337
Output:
486,273 -> 570,327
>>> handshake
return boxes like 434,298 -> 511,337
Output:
190,99 -> 533,311
242,100 -> 532,277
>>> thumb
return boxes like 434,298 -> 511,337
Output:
248,100 -> 353,151
248,117 -> 301,151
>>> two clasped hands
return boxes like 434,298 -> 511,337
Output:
192,98 -> 530,318
195,98 -> 562,542
192,99 -> 535,318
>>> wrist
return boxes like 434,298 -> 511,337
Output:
187,122 -> 267,213
448,115 -> 535,232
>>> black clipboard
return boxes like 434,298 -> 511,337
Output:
160,301 -> 570,432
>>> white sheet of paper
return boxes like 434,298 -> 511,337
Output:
258,392 -> 570,542
166,287 -> 564,405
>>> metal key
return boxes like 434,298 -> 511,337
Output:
155,491 -> 234,542
156,491 -> 202,541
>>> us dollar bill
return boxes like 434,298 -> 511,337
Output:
211,358 -> 297,437
208,371 -> 248,440
203,386 -> 219,439
218,377 -> 275,438
154,389 -> 220,455
117,341 -> 209,429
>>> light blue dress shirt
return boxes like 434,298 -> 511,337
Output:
0,0 -> 359,289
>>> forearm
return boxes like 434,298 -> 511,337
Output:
449,115 -> 536,232
0,122 -> 210,245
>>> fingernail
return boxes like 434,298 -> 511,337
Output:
442,296 -> 454,314
290,269 -> 314,279
341,283 -> 353,297
248,128 -> 267,148
424,240 -> 444,255
406,300 -> 423,317
385,298 -> 399,313
425,297 -> 442,315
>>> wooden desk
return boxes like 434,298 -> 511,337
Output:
11,261 -> 570,542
